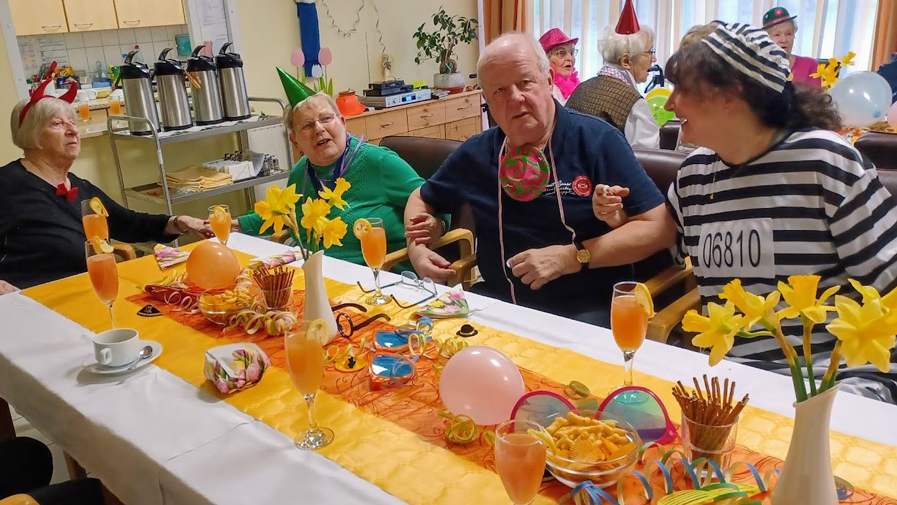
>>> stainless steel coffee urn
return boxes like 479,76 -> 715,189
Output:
187,45 -> 224,125
216,42 -> 251,121
118,50 -> 159,135
154,48 -> 192,131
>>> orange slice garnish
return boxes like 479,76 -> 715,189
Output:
212,205 -> 228,221
353,218 -> 372,239
634,282 -> 655,318
90,237 -> 114,254
89,197 -> 108,217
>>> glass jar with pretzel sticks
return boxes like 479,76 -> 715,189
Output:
673,375 -> 749,471
254,266 -> 295,312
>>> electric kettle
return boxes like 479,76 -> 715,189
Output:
187,45 -> 224,125
216,42 -> 251,120
154,48 -> 192,131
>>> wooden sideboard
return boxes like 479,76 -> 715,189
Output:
345,90 -> 483,144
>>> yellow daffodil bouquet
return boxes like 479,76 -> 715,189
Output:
810,51 -> 856,88
253,178 -> 350,260
682,275 -> 897,403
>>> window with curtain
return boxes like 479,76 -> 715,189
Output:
531,0 -> 879,85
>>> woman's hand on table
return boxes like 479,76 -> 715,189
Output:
408,245 -> 456,284
0,281 -> 20,295
168,216 -> 215,238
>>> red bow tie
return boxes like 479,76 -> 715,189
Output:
56,183 -> 78,203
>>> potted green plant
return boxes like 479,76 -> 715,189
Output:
413,7 -> 478,92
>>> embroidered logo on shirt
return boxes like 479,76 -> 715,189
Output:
572,175 -> 592,197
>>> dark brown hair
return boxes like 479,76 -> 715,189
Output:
665,28 -> 841,131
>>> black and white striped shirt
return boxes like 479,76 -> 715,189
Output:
667,128 -> 897,403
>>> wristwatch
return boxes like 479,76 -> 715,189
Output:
173,215 -> 189,235
574,240 -> 590,271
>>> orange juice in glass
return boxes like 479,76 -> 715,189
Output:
78,101 -> 90,122
85,240 -> 119,329
356,217 -> 389,306
208,205 -> 231,245
81,198 -> 109,241
285,319 -> 334,450
108,99 -> 122,115
610,281 -> 653,389
495,419 -> 547,505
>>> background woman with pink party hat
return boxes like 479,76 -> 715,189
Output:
566,0 -> 660,149
538,28 -> 581,105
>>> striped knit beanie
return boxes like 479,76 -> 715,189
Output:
701,22 -> 790,93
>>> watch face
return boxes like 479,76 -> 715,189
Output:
577,249 -> 590,264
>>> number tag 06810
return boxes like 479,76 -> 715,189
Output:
695,219 -> 775,279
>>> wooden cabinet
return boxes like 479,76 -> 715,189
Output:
64,0 -> 118,32
114,0 -> 185,28
345,90 -> 483,144
9,0 -> 68,36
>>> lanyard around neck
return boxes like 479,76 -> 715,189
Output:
305,134 -> 362,192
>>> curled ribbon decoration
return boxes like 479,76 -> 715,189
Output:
438,412 -> 495,446
323,336 -> 375,365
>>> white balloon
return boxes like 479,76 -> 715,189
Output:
829,71 -> 892,128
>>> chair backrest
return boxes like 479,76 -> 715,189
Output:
855,132 -> 897,170
659,120 -> 681,150
631,148 -> 688,283
878,168 -> 897,203
379,136 -> 463,180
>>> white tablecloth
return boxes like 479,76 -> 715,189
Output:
0,233 -> 893,505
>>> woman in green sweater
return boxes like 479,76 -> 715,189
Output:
234,93 -> 428,269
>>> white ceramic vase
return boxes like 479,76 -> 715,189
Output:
771,384 -> 841,505
433,72 -> 465,90
301,250 -> 338,344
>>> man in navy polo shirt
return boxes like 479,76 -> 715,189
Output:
404,33 -> 676,326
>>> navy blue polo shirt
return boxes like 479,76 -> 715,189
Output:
420,103 -> 664,307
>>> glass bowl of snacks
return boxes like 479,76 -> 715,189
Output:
539,412 -> 641,488
198,283 -> 259,326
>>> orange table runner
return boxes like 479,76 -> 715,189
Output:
24,248 -> 897,504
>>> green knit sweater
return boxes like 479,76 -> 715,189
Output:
238,137 -> 424,270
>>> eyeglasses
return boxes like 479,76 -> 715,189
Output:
298,113 -> 337,134
644,48 -> 656,56
358,271 -> 437,309
336,311 -> 391,338
550,47 -> 578,58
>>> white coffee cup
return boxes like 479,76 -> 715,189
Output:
93,329 -> 140,367
77,89 -> 98,101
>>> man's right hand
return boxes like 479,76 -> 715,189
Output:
0,280 -> 19,295
408,245 -> 456,284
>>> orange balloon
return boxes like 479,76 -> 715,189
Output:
186,242 -> 242,290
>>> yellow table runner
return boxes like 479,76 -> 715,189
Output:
23,250 -> 897,503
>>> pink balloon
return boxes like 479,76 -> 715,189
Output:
318,47 -> 333,66
888,101 -> 897,129
438,346 -> 526,425
290,48 -> 304,68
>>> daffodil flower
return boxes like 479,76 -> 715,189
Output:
841,51 -> 856,67
826,295 -> 897,373
720,279 -> 780,330
682,302 -> 745,366
320,217 -> 347,248
777,275 -> 839,324
847,279 -> 897,311
810,63 -> 826,79
300,197 -> 331,235
254,200 -> 288,234
318,178 -> 351,210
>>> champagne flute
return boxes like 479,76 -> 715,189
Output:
81,200 -> 109,241
85,240 -> 119,329
285,319 -> 334,450
610,282 -> 650,396
208,204 -> 231,245
77,99 -> 90,123
359,217 -> 389,306
494,419 -> 547,505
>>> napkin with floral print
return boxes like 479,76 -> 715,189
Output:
153,244 -> 189,269
204,343 -> 271,394
415,285 -> 470,319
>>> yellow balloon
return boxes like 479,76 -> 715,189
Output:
646,87 -> 672,101
186,242 -> 241,290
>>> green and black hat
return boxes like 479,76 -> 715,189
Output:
762,7 -> 797,29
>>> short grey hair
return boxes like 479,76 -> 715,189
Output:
477,32 -> 551,79
283,92 -> 342,131
10,98 -> 75,150
598,26 -> 655,65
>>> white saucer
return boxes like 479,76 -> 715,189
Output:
82,341 -> 163,375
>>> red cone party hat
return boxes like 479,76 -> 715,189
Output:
615,0 -> 641,35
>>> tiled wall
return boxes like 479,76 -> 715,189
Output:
18,25 -> 188,82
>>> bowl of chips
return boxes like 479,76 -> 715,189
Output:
198,283 -> 259,326
535,412 -> 640,488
